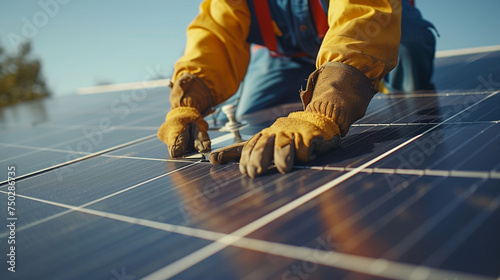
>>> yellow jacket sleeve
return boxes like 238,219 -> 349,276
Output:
318,0 -> 402,89
173,0 -> 251,106
174,0 -> 401,104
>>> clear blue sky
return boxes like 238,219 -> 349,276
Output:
1,0 -> 499,96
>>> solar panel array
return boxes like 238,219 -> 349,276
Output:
0,48 -> 499,280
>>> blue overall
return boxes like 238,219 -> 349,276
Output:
214,0 -> 437,122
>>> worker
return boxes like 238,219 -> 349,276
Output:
158,0 -> 402,178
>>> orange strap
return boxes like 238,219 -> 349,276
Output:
310,0 -> 329,38
253,0 -> 329,57
253,0 -> 279,55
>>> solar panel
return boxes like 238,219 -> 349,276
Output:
0,48 -> 499,280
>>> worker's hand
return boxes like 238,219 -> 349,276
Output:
158,107 -> 210,157
239,111 -> 340,178
210,61 -> 376,178
208,112 -> 340,177
157,73 -> 215,158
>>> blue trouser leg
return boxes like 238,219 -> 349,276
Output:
235,46 -> 316,119
212,46 -> 315,122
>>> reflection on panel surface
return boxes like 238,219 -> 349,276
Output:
89,163 -> 344,233
0,202 -> 211,280
0,50 -> 499,279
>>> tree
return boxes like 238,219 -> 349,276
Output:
0,41 -> 50,107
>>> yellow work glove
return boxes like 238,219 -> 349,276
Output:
210,62 -> 376,177
157,73 -> 214,158
239,111 -> 340,178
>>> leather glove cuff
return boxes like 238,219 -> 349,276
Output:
170,73 -> 215,116
300,62 -> 376,136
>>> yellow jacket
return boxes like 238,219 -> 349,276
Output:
173,0 -> 401,106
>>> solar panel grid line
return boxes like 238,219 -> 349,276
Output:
0,100 -> 166,138
346,97 -> 458,153
454,96 -> 500,123
380,178 -> 487,260
364,95 -> 461,125
0,189 -> 229,244
143,128 -> 448,277
280,172 -> 386,242
422,191 -> 500,267
386,90 -> 495,98
104,110 -> 165,127
162,163 -> 238,202
332,181 -> 436,271
338,125 -> 429,168
69,132 -> 233,163
1,50 -> 498,279
91,125 -> 160,130
403,168 -> 496,179
178,170 -> 297,220
362,97 -> 441,124
294,97 -> 493,238
377,167 -> 426,176
46,110 -> 164,130
51,131 -> 229,162
0,187 -> 493,280
0,133 -> 157,185
336,125 -> 420,166
32,123 -> 161,131
0,127 -> 72,146
233,178 -> 496,279
0,89 -> 488,179
107,153 -> 207,163
0,143 -> 204,184
0,148 -> 81,178
362,100 -> 419,124
99,154 -> 175,162
0,92 -> 490,195
299,166 -> 500,180
14,110 -> 117,131
4,140 -> 493,182
143,89 -> 500,278
0,143 -> 74,165
223,239 -> 496,280
451,170 -> 498,179
353,121 -> 500,126
356,98 -> 500,172
0,142 -> 85,154
0,128 -> 153,161
0,129 -> 233,185
424,124 -> 498,170
450,131 -> 500,170
359,96 -> 408,120
339,176 -> 437,252
343,125 -> 385,146
317,175 -> 433,240
0,156 -> 496,274
374,91 -> 500,126
0,162 -> 200,238
393,122 -> 497,170
352,123 -> 428,126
